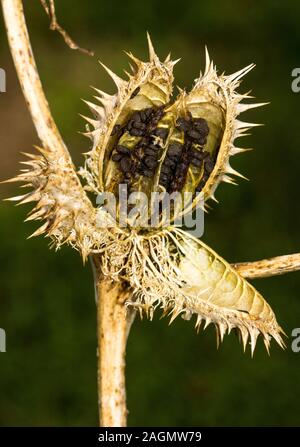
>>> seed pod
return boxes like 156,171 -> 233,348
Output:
177,233 -> 284,354
80,41 -> 266,228
125,228 -> 285,354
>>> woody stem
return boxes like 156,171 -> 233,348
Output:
232,253 -> 300,279
92,256 -> 135,427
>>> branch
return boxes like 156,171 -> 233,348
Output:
1,0 -> 91,210
232,253 -> 300,279
1,1 -> 134,428
1,0 -> 70,158
40,0 -> 94,56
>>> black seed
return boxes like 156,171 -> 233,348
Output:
197,135 -> 207,145
178,158 -> 190,169
117,145 -> 131,155
161,165 -> 171,175
131,112 -> 141,122
130,128 -> 144,136
140,168 -> 153,178
149,143 -> 160,150
144,148 -> 157,156
120,157 -> 132,173
187,129 -> 203,141
176,117 -> 191,132
205,159 -> 214,173
168,143 -> 183,157
159,177 -> 169,185
140,111 -> 147,122
164,158 -> 176,168
159,177 -> 168,184
130,87 -> 140,99
153,127 -> 168,139
145,108 -> 154,117
160,170 -> 168,178
156,110 -> 164,120
193,118 -> 209,135
112,153 -> 122,162
111,124 -> 121,136
167,155 -> 178,165
202,151 -> 210,159
111,152 -> 122,162
144,156 -> 157,169
192,149 -> 204,160
133,121 -> 146,130
191,158 -> 203,167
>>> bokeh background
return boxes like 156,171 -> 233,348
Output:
0,0 -> 300,426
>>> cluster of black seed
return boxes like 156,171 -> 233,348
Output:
110,107 -> 167,187
159,142 -> 183,190
194,150 -> 215,193
127,106 -> 165,137
176,114 -> 209,146
133,137 -> 160,178
111,107 -> 157,139
158,113 -> 212,193
110,108 -> 216,194
111,145 -> 134,185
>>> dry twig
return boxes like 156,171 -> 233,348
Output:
40,0 -> 94,56
232,253 -> 300,279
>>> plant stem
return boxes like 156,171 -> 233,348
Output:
1,0 -> 69,157
232,252 -> 300,279
92,256 -> 134,427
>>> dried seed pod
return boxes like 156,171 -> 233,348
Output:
9,36 -> 283,353
80,41 -> 266,228
125,228 -> 285,355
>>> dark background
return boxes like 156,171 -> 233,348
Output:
0,0 -> 300,426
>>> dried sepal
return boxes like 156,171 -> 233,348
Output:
4,147 -> 110,261
121,228 -> 285,354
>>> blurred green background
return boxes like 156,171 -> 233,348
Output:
0,0 -> 300,426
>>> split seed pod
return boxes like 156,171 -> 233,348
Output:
8,36 -> 284,353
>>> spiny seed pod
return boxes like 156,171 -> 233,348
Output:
8,36 -> 284,353
80,37 -> 266,228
